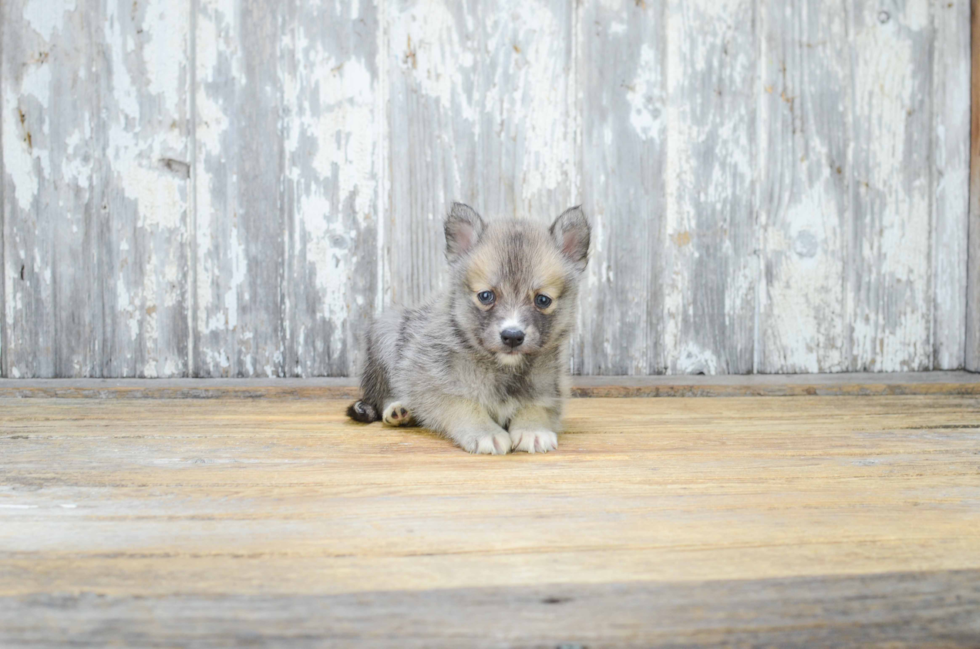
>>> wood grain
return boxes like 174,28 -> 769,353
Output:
849,0 -> 933,372
758,0 -> 849,373
193,0 -> 286,377
384,0 -> 472,307
576,0 -> 665,375
663,0 -> 758,374
3,0 -> 103,378
0,570 -> 980,649
1,395 -> 979,645
2,0 -> 192,378
969,0 -> 980,373
280,0 -> 383,378
0,0 -> 5,380
2,571 -> 978,648
385,0 -> 576,308
932,0 -> 972,370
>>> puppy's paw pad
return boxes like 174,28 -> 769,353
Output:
382,402 -> 412,426
510,429 -> 558,454
461,432 -> 512,455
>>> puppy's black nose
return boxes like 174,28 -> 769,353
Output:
500,328 -> 525,348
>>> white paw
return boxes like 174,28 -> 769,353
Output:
382,401 -> 412,426
459,431 -> 512,455
510,429 -> 558,454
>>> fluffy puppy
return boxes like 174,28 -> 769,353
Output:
347,203 -> 590,454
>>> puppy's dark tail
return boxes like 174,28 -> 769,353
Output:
347,400 -> 380,423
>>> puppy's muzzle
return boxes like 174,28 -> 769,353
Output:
500,328 -> 525,349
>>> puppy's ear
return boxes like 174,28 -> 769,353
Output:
550,206 -> 590,272
445,203 -> 485,260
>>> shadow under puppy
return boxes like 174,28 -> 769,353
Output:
347,203 -> 590,454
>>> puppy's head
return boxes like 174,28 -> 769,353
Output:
444,203 -> 590,366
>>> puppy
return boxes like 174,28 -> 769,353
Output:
347,203 -> 590,454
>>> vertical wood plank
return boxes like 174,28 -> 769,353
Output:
968,0 -> 980,372
194,0 -> 285,377
848,0 -> 933,372
102,0 -> 192,377
386,0 -> 475,306
931,0 -> 971,369
663,0 -> 758,375
575,0 -> 665,375
281,0 -> 383,377
0,0 -> 5,378
758,0 -> 849,373
2,0 -> 103,377
474,1 -> 577,222
2,0 -> 190,378
385,0 -> 577,309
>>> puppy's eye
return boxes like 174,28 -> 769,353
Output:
477,290 -> 495,305
534,294 -> 552,309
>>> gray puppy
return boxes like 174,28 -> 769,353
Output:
347,203 -> 590,454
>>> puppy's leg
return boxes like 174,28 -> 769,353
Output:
423,399 -> 511,455
382,401 -> 413,426
509,405 -> 560,453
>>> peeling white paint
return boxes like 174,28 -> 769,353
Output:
23,0 -> 75,41
3,63 -> 51,212
627,43 -> 663,141
141,0 -> 186,111
387,0 -> 472,116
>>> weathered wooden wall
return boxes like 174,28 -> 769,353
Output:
1,0 -> 974,377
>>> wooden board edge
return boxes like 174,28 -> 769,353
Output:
0,373 -> 979,399
567,382 -> 980,398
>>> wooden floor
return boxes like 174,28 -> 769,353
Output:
1,394 -> 979,647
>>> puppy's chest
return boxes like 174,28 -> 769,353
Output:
487,398 -> 522,428
481,372 -> 540,423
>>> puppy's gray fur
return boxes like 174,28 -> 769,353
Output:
347,203 -> 590,454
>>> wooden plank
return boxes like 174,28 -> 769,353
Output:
848,0 -> 933,371
385,0 -> 475,306
1,396 -> 979,645
385,0 -> 577,307
0,0 -> 5,379
280,0 -> 383,377
193,0 -> 285,377
100,0 -> 192,378
1,371 -> 979,399
1,570 -> 978,648
969,0 -> 980,372
575,0 -> 665,375
1,0 -> 191,379
663,0 -> 758,375
2,1 -> 104,377
758,0 -> 849,373
932,0 -> 972,369
569,371 -> 980,397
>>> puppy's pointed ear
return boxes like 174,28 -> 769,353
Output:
445,203 -> 485,260
550,206 -> 590,272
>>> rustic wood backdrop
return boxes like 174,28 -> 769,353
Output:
1,0 -> 976,378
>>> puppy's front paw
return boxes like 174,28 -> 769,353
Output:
459,431 -> 512,455
382,401 -> 412,426
510,429 -> 558,454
